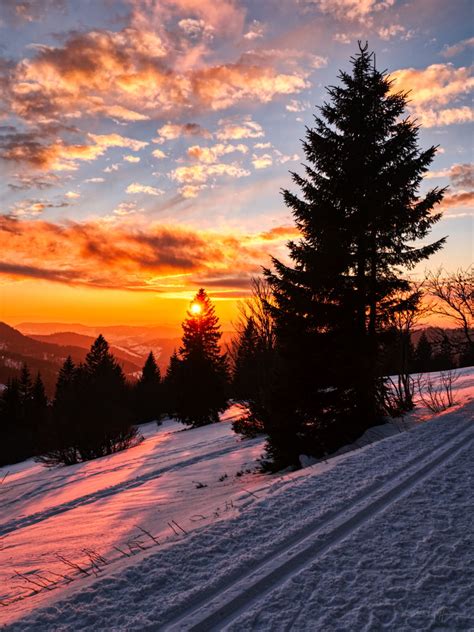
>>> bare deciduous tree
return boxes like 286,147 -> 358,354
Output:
427,266 -> 473,351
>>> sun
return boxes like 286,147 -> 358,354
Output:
190,302 -> 202,315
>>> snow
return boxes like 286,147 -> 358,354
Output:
1,369 -> 473,630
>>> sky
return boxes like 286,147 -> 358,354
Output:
0,0 -> 472,331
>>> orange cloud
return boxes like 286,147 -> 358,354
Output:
0,215 -> 295,295
390,63 -> 473,129
0,129 -> 148,170
391,64 -> 473,107
302,0 -> 395,21
170,162 -> 250,185
3,19 -> 309,133
414,107 -> 474,128
187,142 -> 248,164
216,116 -> 264,140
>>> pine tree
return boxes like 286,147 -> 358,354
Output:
264,43 -> 445,469
232,317 -> 260,401
31,373 -> 48,449
172,289 -> 229,426
163,350 -> 180,417
77,335 -> 139,460
432,333 -> 454,371
134,352 -> 162,424
0,378 -> 23,465
37,356 -> 80,466
415,332 -> 433,372
18,363 -> 33,412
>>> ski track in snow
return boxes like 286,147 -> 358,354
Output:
4,394 -> 473,631
167,419 -> 474,631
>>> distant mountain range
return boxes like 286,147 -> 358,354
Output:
1,321 -> 233,396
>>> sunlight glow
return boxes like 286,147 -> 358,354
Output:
190,302 -> 202,315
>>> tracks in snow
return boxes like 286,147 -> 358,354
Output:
164,419 -> 474,631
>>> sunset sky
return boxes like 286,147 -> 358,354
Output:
0,0 -> 472,331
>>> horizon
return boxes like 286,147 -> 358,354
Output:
0,0 -> 472,327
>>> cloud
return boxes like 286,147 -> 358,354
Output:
274,150 -> 299,164
113,201 -> 142,216
126,182 -> 164,196
7,172 -> 61,191
0,215 -> 295,293
243,20 -> 265,41
286,98 -> 310,112
0,128 -> 148,170
390,63 -> 474,128
84,177 -> 105,183
9,197 -> 69,217
414,106 -> 474,128
333,32 -> 351,44
301,0 -> 395,21
441,37 -> 474,58
152,148 -> 167,159
2,16 -> 309,133
154,122 -> 212,143
178,18 -> 214,39
187,142 -> 248,164
123,155 -> 141,163
391,64 -> 473,107
104,163 -> 120,173
252,153 -> 273,169
378,24 -> 413,41
216,116 -> 264,140
441,191 -> 474,209
180,184 -> 207,198
0,0 -> 65,24
88,133 -> 148,152
171,162 -> 250,185
426,163 -> 473,189
65,191 -> 80,199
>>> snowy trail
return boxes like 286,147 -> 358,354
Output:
164,418 -> 474,631
0,436 -> 262,538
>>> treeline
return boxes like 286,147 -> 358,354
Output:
0,279 -> 471,468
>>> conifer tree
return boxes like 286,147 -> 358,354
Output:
38,356 -> 80,465
18,363 -> 33,411
134,351 -> 162,424
163,350 -> 180,417
172,289 -> 228,426
232,317 -> 260,401
0,378 -> 23,465
264,43 -> 446,468
77,335 -> 138,459
415,332 -> 433,372
31,373 -> 48,448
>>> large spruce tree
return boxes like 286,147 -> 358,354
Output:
265,43 -> 445,468
171,289 -> 228,426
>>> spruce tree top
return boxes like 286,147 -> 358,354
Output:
180,288 -> 222,362
268,42 -> 445,325
139,351 -> 161,384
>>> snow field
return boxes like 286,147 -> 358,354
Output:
3,379 -> 472,630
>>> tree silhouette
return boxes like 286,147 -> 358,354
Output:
172,289 -> 228,426
415,332 -> 433,372
134,351 -> 162,424
264,43 -> 446,468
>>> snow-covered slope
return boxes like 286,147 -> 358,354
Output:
1,370 -> 473,630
